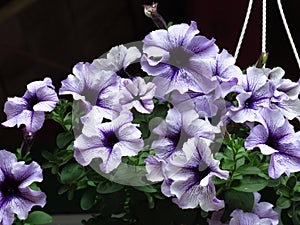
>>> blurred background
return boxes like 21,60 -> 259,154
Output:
0,0 -> 299,217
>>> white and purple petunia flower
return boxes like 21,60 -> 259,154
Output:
0,150 -> 46,225
245,108 -> 300,178
162,138 -> 229,211
2,77 -> 58,133
229,67 -> 275,123
151,107 -> 217,160
92,45 -> 141,78
74,111 -> 144,173
118,77 -> 156,114
210,49 -> 244,98
59,61 -> 120,116
141,21 -> 219,98
207,192 -> 278,225
267,67 -> 300,120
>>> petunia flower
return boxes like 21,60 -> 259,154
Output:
162,138 -> 229,211
210,49 -> 244,98
245,108 -> 300,178
229,67 -> 275,123
0,150 -> 46,225
118,77 -> 156,114
74,111 -> 144,173
141,21 -> 219,97
59,61 -> 119,115
92,45 -> 141,78
208,192 -> 278,225
2,77 -> 58,133
267,67 -> 300,120
151,107 -> 217,159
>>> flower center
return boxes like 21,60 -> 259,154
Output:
116,68 -> 128,78
103,131 -> 119,149
169,47 -> 192,69
27,94 -> 39,110
0,176 -> 20,198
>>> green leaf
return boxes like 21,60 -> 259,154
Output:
56,132 -> 73,149
236,165 -> 261,175
276,196 -> 292,209
133,185 -> 157,193
287,175 -> 297,189
60,163 -> 84,184
80,189 -> 97,210
224,190 -> 254,212
96,180 -> 123,194
25,211 -> 52,224
231,176 -> 268,192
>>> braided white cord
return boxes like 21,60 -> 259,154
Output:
262,0 -> 267,53
234,0 -> 254,60
277,0 -> 300,69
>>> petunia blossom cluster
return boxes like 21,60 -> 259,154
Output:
3,17 -> 300,224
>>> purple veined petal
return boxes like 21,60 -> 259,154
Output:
272,99 -> 300,120
80,106 -> 104,137
26,77 -> 54,93
244,67 -> 268,92
268,67 -> 285,82
252,193 -> 278,225
229,210 -> 261,225
212,50 -> 243,82
167,22 -> 196,46
74,134 -> 104,166
187,36 -> 219,58
268,152 -> 300,179
230,107 -> 262,124
143,29 -> 174,51
114,139 -> 143,157
151,138 -> 177,159
12,161 -> 43,188
145,155 -> 165,182
3,97 -> 28,120
122,46 -> 142,68
245,124 -> 269,150
278,132 -> 300,158
9,187 -> 46,220
141,56 -> 172,77
24,111 -> 45,133
0,150 -> 17,173
161,178 -> 173,197
260,108 -> 294,138
0,202 -> 14,225
133,99 -> 154,114
117,123 -> 143,144
59,73 -> 85,98
99,146 -> 122,173
207,210 -> 229,225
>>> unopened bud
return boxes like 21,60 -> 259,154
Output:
143,2 -> 167,29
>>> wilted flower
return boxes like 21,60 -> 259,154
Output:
119,77 -> 156,114
0,150 -> 46,225
141,21 -> 219,97
74,111 -> 144,173
92,45 -> 141,78
245,108 -> 300,178
2,77 -> 58,133
162,138 -> 229,211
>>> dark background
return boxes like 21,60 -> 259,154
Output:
0,0 -> 299,216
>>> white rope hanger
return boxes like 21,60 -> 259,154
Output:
234,0 -> 253,60
234,0 -> 300,71
277,0 -> 300,70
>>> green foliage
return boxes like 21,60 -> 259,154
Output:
25,211 -> 52,224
